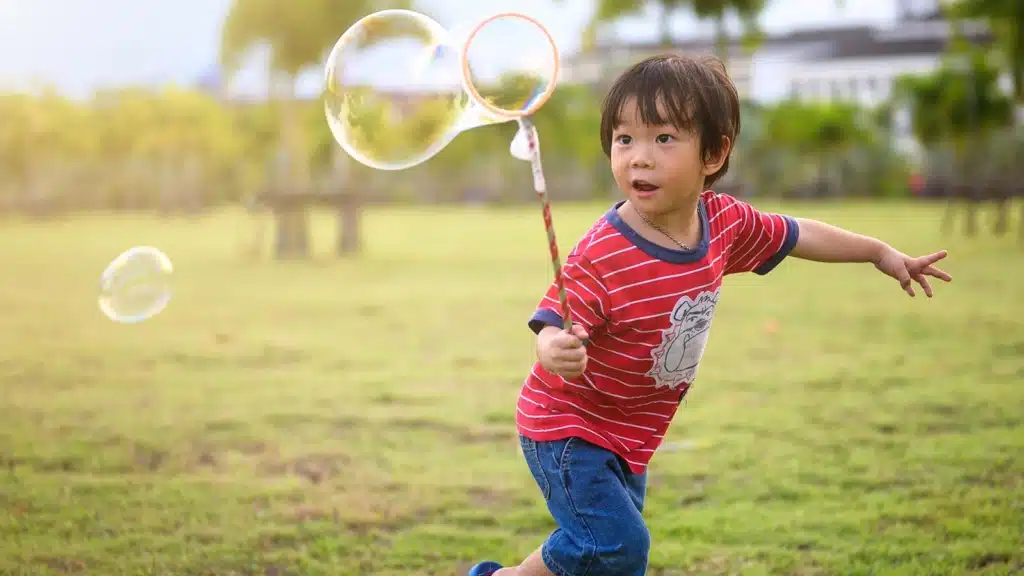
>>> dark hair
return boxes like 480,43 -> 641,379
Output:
599,54 -> 741,189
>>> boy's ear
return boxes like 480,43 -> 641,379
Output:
702,136 -> 731,176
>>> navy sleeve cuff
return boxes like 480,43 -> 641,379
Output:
753,216 -> 800,276
528,309 -> 564,334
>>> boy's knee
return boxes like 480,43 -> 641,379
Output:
590,520 -> 650,574
619,523 -> 651,571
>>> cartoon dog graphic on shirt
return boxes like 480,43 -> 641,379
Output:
647,289 -> 720,389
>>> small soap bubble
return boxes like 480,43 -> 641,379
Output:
99,246 -> 173,324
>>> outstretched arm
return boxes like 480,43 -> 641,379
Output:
789,219 -> 888,263
790,218 -> 953,297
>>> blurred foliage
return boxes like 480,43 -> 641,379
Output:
736,99 -> 911,199
0,80 -> 991,214
0,88 -> 279,213
944,0 -> 1024,102
220,0 -> 408,78
219,0 -> 413,191
562,0 -> 767,54
894,48 -> 1014,144
893,47 -> 1021,196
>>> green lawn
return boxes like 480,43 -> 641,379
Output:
0,201 -> 1021,575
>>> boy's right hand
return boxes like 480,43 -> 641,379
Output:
537,324 -> 590,379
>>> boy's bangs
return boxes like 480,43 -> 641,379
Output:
609,68 -> 698,133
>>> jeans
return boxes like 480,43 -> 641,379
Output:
519,435 -> 650,576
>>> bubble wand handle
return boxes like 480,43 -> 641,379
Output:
517,116 -> 572,331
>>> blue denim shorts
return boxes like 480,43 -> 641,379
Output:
519,435 -> 650,576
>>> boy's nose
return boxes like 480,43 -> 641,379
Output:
630,152 -> 654,169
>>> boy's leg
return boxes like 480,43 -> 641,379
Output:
514,435 -> 650,576
490,546 -> 549,575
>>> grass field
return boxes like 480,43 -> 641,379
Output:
0,201 -> 1021,575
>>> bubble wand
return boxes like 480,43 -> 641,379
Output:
512,117 -> 572,331
459,12 -> 572,331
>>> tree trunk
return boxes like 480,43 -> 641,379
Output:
274,72 -> 311,260
659,6 -> 673,48
715,16 -> 728,63
332,149 -> 361,256
1011,6 -> 1023,114
1019,195 -> 1024,242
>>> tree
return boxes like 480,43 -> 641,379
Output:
690,0 -> 765,58
584,0 -> 691,48
743,101 -> 884,198
220,0 -> 405,180
565,0 -> 766,60
894,48 -> 1015,235
944,0 -> 1024,105
220,0 -> 409,257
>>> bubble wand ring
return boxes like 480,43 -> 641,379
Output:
460,12 -> 560,118
460,14 -> 572,331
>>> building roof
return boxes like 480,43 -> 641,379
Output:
565,25 -> 878,61
564,10 -> 992,63
804,19 -> 992,60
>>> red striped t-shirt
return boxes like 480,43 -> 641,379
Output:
517,191 -> 800,473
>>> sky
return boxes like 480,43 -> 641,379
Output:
0,0 -> 909,100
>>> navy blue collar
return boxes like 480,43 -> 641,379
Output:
604,200 -> 710,264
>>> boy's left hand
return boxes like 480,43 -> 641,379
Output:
873,247 -> 952,298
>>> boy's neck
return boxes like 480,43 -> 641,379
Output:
620,197 -> 702,249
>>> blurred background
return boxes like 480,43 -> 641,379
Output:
1,1 -> 1022,574
0,0 -> 1020,250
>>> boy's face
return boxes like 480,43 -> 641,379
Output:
609,96 -> 727,216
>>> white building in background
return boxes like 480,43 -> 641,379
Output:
558,0 -> 998,109
558,37 -> 757,98
781,11 -> 995,107
557,1 -> 1005,162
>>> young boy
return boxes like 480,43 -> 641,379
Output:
468,54 -> 951,576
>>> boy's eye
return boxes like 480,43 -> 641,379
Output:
656,134 -> 674,144
615,135 -> 632,145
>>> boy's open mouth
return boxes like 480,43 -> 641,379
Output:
632,179 -> 659,193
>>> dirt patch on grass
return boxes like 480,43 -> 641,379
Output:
483,411 -> 515,425
239,345 -> 309,368
203,419 -> 247,433
464,485 -> 520,509
874,423 -> 899,435
369,392 -> 435,406
291,503 -> 334,523
33,456 -> 81,473
876,513 -> 936,531
261,412 -> 509,446
993,340 -> 1024,358
967,552 -> 1013,570
387,417 -> 510,444
131,443 -> 168,472
163,345 -> 308,370
34,556 -> 87,573
679,493 -> 708,507
260,452 -> 350,484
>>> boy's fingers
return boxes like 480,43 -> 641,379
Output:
915,274 -> 933,298
897,271 -> 915,297
919,250 -> 948,267
557,361 -> 585,378
557,333 -> 583,349
894,267 -> 914,296
923,265 -> 952,282
554,348 -> 585,362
